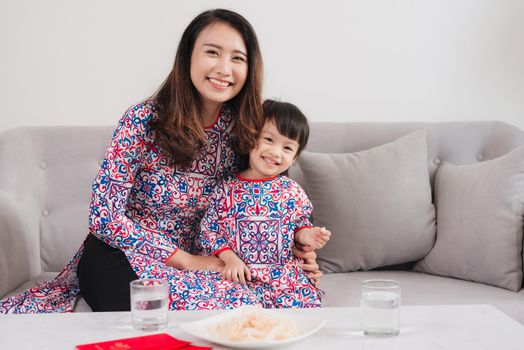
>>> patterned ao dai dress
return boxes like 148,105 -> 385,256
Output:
200,174 -> 322,308
0,101 -> 259,313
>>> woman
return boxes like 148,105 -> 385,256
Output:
0,9 -> 320,313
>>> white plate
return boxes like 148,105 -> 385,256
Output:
180,307 -> 326,349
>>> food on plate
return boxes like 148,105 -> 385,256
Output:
209,306 -> 300,341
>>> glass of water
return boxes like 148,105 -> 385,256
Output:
130,278 -> 169,331
360,279 -> 400,336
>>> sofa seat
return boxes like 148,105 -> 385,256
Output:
321,271 -> 524,324
8,270 -> 524,324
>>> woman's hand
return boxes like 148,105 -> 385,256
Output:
293,243 -> 323,285
166,249 -> 225,272
292,243 -> 316,260
304,261 -> 323,285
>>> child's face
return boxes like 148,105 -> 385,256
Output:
248,120 -> 299,179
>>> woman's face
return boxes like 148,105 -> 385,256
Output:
190,22 -> 248,112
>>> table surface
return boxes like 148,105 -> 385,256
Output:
1,304 -> 523,349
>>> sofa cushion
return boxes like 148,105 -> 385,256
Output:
298,131 -> 436,273
414,145 -> 524,291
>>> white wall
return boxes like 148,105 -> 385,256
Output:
1,0 -> 523,131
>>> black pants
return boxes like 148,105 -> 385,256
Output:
77,234 -> 138,311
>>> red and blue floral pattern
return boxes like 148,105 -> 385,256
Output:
0,101 -> 260,313
200,175 -> 322,308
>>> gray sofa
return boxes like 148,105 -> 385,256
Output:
1,122 -> 523,323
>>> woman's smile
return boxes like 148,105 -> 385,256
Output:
208,77 -> 232,89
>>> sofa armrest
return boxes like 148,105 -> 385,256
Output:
0,128 -> 43,297
0,191 -> 41,298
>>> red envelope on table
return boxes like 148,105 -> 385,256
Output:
76,333 -> 191,350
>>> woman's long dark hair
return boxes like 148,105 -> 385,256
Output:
150,9 -> 263,168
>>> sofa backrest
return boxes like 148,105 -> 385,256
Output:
293,121 -> 524,187
0,126 -> 113,280
1,121 -> 523,276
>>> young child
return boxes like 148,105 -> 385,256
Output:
200,99 -> 331,308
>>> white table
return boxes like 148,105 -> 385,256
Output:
1,304 -> 523,349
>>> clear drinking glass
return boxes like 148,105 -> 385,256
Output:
360,279 -> 400,336
130,278 -> 169,331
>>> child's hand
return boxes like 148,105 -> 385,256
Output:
297,227 -> 331,249
219,250 -> 252,284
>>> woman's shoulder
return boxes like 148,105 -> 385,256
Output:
115,100 -> 159,137
122,100 -> 158,124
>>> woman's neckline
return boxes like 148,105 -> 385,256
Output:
204,108 -> 221,130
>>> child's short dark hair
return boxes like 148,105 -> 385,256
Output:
262,99 -> 309,157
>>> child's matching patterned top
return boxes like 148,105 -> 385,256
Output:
200,175 -> 322,308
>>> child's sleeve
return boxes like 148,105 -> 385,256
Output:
294,185 -> 314,233
200,182 -> 233,256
